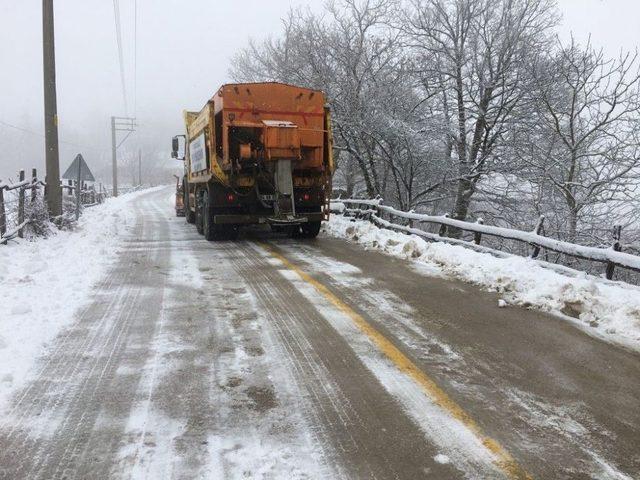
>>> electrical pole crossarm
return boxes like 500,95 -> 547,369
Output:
111,116 -> 136,197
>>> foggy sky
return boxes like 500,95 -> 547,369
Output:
0,0 -> 638,182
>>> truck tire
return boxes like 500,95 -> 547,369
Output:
287,221 -> 320,239
202,194 -> 238,241
186,208 -> 196,224
184,180 -> 195,224
226,224 -> 239,240
300,221 -> 321,239
195,193 -> 204,235
202,194 -> 217,241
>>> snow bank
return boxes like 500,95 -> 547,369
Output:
324,215 -> 640,351
0,188 -> 160,410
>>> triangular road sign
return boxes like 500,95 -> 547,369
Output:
62,154 -> 95,182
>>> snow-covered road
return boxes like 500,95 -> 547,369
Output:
0,187 -> 638,479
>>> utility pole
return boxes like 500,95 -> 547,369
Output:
110,116 -> 136,197
111,116 -> 117,197
138,149 -> 142,187
42,0 -> 62,216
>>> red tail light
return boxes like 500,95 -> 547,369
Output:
302,193 -> 311,201
227,193 -> 236,203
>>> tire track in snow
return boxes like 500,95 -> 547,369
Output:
230,241 -> 460,479
255,241 -> 520,479
31,200 -> 167,479
277,237 -> 640,479
112,200 -> 329,480
0,195 -> 170,479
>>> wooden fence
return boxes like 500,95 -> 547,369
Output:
0,169 -> 107,244
332,198 -> 640,282
60,180 -> 108,207
0,169 -> 45,244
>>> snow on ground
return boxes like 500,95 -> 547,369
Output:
323,215 -> 640,352
0,187 -> 163,410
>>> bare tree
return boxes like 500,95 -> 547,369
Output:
231,1 -> 449,207
400,0 -> 558,229
527,38 -> 640,242
230,0 -> 640,254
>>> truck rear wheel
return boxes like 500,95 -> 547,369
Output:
203,194 -> 238,241
195,193 -> 204,235
184,180 -> 195,224
202,194 -> 218,241
300,221 -> 321,238
287,221 -> 321,239
225,225 -> 239,240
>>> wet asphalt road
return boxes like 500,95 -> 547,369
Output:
0,187 -> 638,480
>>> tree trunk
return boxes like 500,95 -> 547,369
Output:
449,178 -> 475,238
567,208 -> 578,244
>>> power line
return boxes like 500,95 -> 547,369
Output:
0,119 -> 106,152
112,0 -> 128,115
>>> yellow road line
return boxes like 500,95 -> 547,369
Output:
260,242 -> 532,480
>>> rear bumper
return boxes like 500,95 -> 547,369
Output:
214,212 -> 324,225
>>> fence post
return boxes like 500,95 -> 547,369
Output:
474,218 -> 484,245
353,202 -> 362,220
605,225 -> 623,280
0,183 -> 5,238
67,179 -> 73,195
366,202 -> 374,222
31,168 -> 37,203
18,169 -> 25,238
438,214 -> 449,237
530,215 -> 546,259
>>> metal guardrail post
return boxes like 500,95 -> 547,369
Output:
605,225 -> 623,280
474,218 -> 484,245
530,216 -> 546,259
438,214 -> 449,237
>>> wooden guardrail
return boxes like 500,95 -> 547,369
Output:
332,198 -> 640,281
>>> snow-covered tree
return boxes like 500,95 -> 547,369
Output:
525,39 -> 640,243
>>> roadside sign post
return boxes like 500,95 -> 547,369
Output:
75,154 -> 81,220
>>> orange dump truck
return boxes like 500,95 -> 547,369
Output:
172,82 -> 334,240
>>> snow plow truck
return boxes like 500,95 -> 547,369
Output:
172,82 -> 335,240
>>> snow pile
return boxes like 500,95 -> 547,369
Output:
324,215 -> 640,351
0,188 -> 159,409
